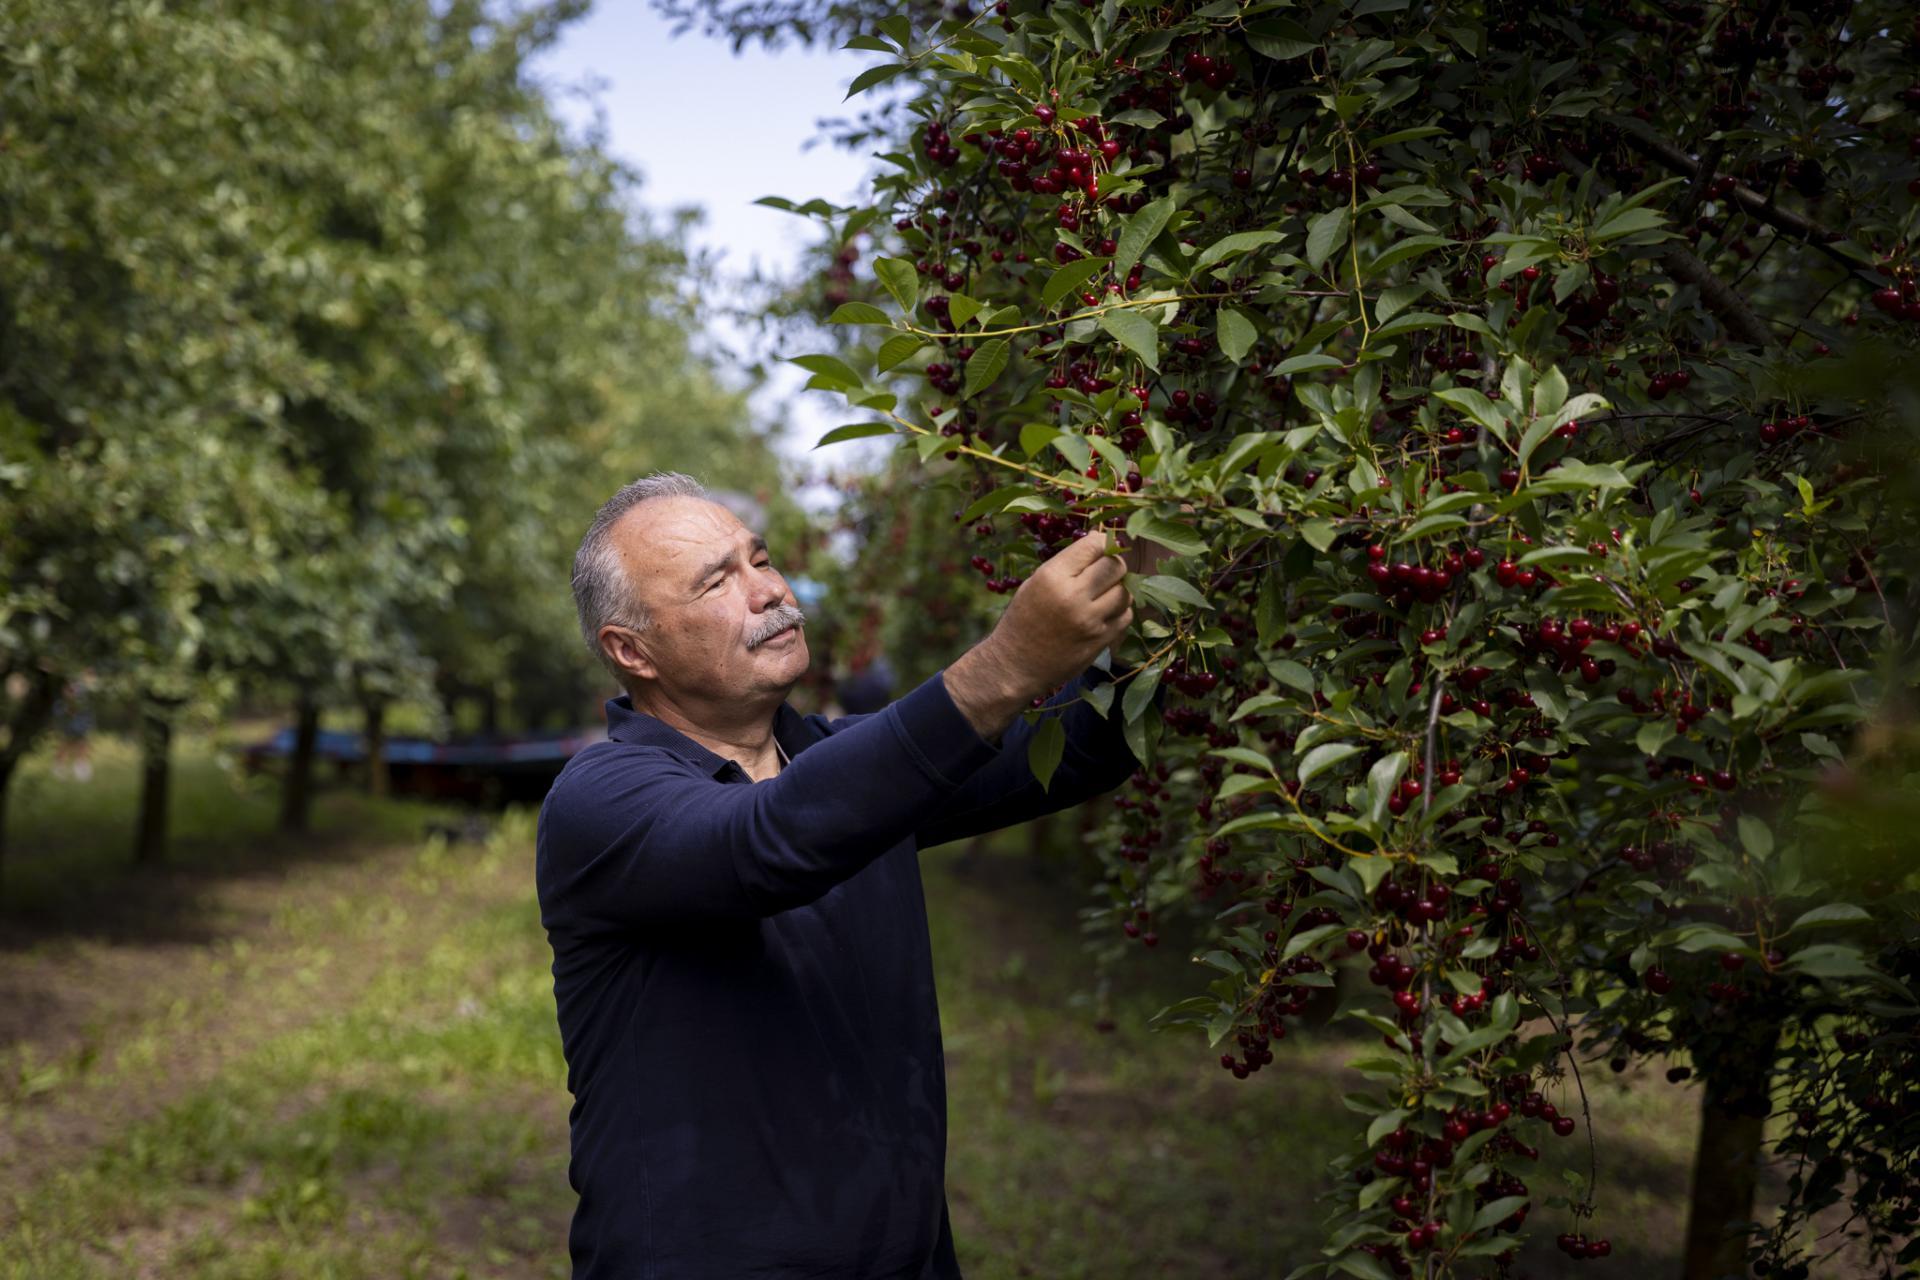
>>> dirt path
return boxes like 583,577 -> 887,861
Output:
0,821 -> 524,1221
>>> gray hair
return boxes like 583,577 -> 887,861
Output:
572,472 -> 710,676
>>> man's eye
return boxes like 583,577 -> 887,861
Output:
704,580 -> 722,593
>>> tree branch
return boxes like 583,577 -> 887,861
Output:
1604,114 -> 1874,284
1659,242 -> 1776,348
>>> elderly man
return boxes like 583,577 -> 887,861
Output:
537,472 -> 1159,1278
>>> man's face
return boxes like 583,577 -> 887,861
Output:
603,496 -> 809,705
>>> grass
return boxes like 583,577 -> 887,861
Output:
0,733 -> 1817,1278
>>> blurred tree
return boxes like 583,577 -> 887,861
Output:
0,0 -> 781,875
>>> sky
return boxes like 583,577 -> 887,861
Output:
531,3 -> 885,473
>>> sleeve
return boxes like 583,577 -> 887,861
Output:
911,662 -> 1159,852
536,671 -> 999,931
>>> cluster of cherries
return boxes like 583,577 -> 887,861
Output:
1868,271 -> 1920,323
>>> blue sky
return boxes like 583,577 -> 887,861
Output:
532,3 -> 884,466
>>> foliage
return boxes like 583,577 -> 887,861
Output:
774,0 -> 1920,1273
0,0 -> 778,862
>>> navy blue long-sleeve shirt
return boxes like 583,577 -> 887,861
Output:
535,664 -> 1146,1279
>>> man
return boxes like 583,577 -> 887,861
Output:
537,472 -> 1160,1278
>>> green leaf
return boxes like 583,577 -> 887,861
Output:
1367,751 -> 1410,825
1469,1196 -> 1530,1234
1786,904 -> 1870,933
1284,923 -> 1346,961
1591,205 -> 1670,242
1275,353 -> 1345,376
828,301 -> 892,325
1242,16 -> 1317,60
1041,257 -> 1110,310
1333,1251 -> 1398,1280
1375,283 -> 1425,324
787,353 -> 864,387
1737,814 -> 1774,860
1192,230 -> 1283,275
1134,573 -> 1211,612
876,333 -> 927,372
1127,510 -> 1206,556
1267,658 -> 1315,695
1635,720 -> 1673,758
1098,309 -> 1161,370
1785,942 -> 1875,980
1217,307 -> 1258,363
1116,197 -> 1176,280
1212,746 -> 1277,773
1299,742 -> 1361,786
846,62 -> 908,100
1300,519 -> 1338,552
874,257 -> 920,313
963,338 -> 1011,399
1027,715 -> 1066,791
1123,663 -> 1164,723
1433,386 -> 1508,436
947,293 -> 984,329
814,422 -> 895,448
1306,206 -> 1351,271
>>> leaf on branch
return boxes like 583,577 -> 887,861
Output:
873,257 -> 919,313
1298,742 -> 1361,786
845,62 -> 908,100
1134,573 -> 1211,613
1122,663 -> 1163,723
876,333 -> 926,372
1243,17 -> 1318,60
1786,903 -> 1870,933
962,338 -> 1010,398
1216,307 -> 1258,363
1116,197 -> 1176,279
1098,309 -> 1161,370
787,353 -> 865,389
813,422 -> 895,448
1275,353 -> 1346,376
1126,509 -> 1206,556
827,301 -> 891,325
1191,230 -> 1283,276
1306,206 -> 1351,271
1040,257 -> 1110,310
1026,715 -> 1065,791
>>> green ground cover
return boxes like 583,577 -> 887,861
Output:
1,737 -> 1716,1278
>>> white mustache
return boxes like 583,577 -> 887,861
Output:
745,604 -> 807,649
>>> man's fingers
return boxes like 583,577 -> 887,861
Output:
1088,574 -> 1130,611
1057,529 -> 1121,575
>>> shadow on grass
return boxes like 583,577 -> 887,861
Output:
0,733 -> 468,954
922,825 -> 1725,1279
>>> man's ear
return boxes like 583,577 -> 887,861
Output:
598,625 -> 659,684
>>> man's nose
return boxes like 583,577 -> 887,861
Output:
747,563 -> 788,609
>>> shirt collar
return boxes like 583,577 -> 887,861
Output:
604,694 -> 811,779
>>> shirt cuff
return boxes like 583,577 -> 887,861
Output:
886,670 -> 1003,788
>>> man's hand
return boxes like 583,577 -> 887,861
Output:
944,531 -> 1133,743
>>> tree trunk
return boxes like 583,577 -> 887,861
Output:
1682,1019 -> 1782,1280
363,698 -> 388,798
279,695 -> 320,834
0,756 -> 14,902
0,670 -> 63,901
134,703 -> 173,865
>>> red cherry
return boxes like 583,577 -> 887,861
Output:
1645,967 -> 1674,995
1551,1115 -> 1576,1137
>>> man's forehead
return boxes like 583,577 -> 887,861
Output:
614,497 -> 749,571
